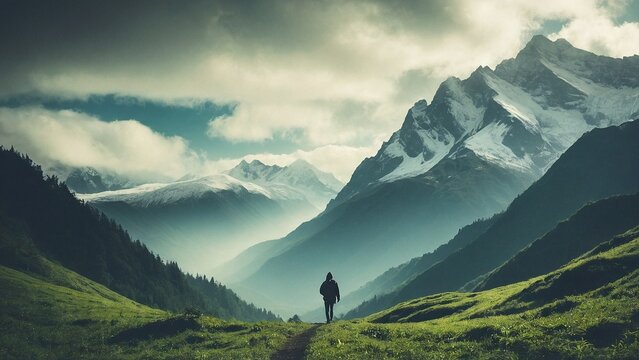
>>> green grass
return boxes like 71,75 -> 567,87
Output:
306,229 -> 639,359
0,258 -> 310,360
2,229 -> 639,359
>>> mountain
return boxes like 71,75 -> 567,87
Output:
476,193 -> 639,291
331,35 -> 639,209
63,166 -> 134,194
80,160 -> 342,275
0,147 -> 278,321
229,35 -> 639,317
345,119 -> 639,318
301,215 -> 499,321
227,159 -> 343,209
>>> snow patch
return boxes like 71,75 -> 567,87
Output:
464,122 -> 535,172
443,77 -> 484,135
78,174 -> 279,207
380,129 -> 454,182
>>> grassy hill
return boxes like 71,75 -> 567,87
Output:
0,255 -> 309,360
2,225 -> 637,358
0,260 -> 163,359
307,227 -> 639,359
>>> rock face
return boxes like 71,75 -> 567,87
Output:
227,35 -> 639,318
64,167 -> 134,194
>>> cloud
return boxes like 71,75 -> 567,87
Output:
0,106 -> 204,181
548,2 -> 639,56
0,105 -> 374,183
1,0 -> 638,160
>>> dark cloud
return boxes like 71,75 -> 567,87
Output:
0,0 -> 464,97
363,0 -> 463,35
0,0 -> 217,94
1,0 -> 637,146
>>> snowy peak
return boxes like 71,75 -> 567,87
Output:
77,174 -> 278,207
331,35 -> 639,207
498,35 -> 639,89
80,160 -> 342,211
285,159 -> 344,193
227,159 -> 343,208
519,35 -> 576,57
230,159 -> 284,182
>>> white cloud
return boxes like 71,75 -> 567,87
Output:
1,0 -> 638,179
548,3 -> 639,57
0,106 -> 204,182
6,0 -> 637,146
0,106 -> 375,183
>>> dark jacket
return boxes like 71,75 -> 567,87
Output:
320,278 -> 340,304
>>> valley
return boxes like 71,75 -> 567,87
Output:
2,22 -> 639,359
2,223 -> 638,359
225,36 -> 639,319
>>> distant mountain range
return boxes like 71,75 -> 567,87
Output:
77,159 -> 342,275
345,119 -> 639,318
227,159 -> 343,209
226,35 -> 639,318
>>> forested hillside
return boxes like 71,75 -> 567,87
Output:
0,147 -> 278,321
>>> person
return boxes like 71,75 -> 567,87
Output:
319,272 -> 340,323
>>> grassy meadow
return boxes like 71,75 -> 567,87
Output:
2,228 -> 639,359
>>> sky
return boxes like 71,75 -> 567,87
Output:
1,0 -> 639,183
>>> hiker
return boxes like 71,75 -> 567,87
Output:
319,272 -> 340,323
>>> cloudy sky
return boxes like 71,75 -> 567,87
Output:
1,0 -> 639,182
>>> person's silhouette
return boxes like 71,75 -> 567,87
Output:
319,272 -> 340,323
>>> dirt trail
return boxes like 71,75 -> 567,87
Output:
270,324 -> 321,360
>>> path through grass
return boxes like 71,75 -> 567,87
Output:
271,324 -> 321,360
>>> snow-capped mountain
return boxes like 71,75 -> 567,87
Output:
229,35 -> 639,318
79,161 -> 342,275
331,35 -> 639,208
81,173 -> 307,207
227,159 -> 343,209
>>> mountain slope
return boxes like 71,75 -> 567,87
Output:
0,147 -> 278,321
476,193 -> 639,291
302,215 -> 499,321
0,260 -> 165,359
231,36 -> 639,316
0,253 -> 306,359
345,119 -> 639,318
80,164 -> 335,274
84,178 -> 316,271
308,227 -> 639,359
